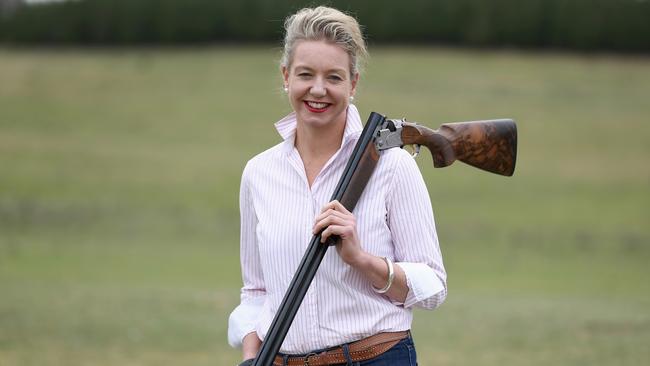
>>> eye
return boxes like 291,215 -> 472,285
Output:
328,74 -> 343,82
297,72 -> 312,78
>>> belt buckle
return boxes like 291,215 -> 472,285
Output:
303,352 -> 318,366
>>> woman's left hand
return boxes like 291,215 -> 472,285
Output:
313,200 -> 365,266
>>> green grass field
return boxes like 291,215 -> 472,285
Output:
1,46 -> 649,365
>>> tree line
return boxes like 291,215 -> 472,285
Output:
1,0 -> 648,51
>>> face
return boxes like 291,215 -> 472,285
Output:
282,40 -> 358,130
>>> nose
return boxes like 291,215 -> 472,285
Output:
309,77 -> 326,98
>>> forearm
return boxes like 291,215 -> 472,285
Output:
351,252 -> 408,303
241,332 -> 262,360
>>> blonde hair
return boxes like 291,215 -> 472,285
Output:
281,6 -> 368,76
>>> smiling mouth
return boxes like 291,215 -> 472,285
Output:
304,101 -> 330,113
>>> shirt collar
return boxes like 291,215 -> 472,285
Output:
274,104 -> 364,155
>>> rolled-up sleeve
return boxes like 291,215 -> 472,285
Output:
387,151 -> 447,310
227,163 -> 266,347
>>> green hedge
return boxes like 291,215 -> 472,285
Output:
1,0 -> 649,51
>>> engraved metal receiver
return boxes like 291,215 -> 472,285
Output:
374,119 -> 421,158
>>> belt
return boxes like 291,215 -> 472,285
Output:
273,330 -> 409,366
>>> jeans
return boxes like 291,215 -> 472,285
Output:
277,334 -> 417,366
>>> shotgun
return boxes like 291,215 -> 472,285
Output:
250,113 -> 517,366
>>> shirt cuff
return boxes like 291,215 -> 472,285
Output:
395,262 -> 445,309
228,296 -> 265,348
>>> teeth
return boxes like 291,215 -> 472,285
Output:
307,102 -> 328,109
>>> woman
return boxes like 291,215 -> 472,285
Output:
228,6 -> 447,366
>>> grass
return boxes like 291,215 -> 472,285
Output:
0,46 -> 649,365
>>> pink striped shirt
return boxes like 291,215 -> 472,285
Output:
228,105 -> 447,354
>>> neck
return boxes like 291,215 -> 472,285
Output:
295,113 -> 347,161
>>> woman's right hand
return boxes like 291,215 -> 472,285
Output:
242,331 -> 262,361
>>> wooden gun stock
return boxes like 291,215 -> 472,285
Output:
401,119 -> 517,176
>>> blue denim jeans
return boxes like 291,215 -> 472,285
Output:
277,334 -> 417,366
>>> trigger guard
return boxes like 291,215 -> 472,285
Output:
405,144 -> 421,158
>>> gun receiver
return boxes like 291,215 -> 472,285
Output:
376,118 -> 517,176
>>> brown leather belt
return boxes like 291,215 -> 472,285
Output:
273,330 -> 409,366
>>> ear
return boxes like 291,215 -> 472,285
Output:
350,72 -> 360,97
281,66 -> 289,86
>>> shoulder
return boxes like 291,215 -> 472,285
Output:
241,141 -> 286,182
378,147 -> 421,176
381,146 -> 413,163
379,147 -> 429,202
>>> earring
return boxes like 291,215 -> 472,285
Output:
283,86 -> 288,93
349,95 -> 355,103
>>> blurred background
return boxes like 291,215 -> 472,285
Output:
0,1 -> 648,365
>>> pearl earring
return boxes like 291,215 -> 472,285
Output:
283,86 -> 288,93
349,95 -> 355,103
